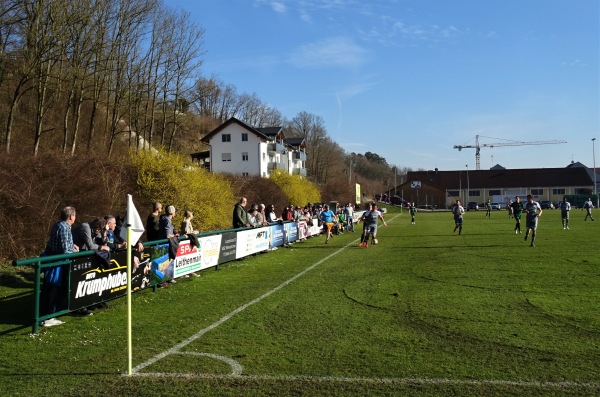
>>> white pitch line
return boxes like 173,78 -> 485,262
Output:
131,215 -> 599,390
132,372 -> 600,389
131,227 -> 372,374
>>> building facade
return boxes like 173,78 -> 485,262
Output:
199,117 -> 307,177
397,167 -> 594,209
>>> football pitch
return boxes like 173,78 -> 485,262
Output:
1,207 -> 599,396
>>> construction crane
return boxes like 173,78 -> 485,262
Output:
453,135 -> 567,170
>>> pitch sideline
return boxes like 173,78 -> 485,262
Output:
129,214 -> 599,390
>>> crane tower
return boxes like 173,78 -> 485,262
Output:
453,135 -> 567,170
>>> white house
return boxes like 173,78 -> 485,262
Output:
199,117 -> 307,177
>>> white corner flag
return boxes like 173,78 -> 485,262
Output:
122,194 -> 145,376
121,194 -> 145,244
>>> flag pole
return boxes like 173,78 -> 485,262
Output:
127,225 -> 133,375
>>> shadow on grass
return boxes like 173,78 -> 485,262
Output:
0,274 -> 36,334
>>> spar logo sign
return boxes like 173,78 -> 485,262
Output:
173,240 -> 202,277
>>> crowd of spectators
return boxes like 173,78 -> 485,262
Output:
40,199 -> 361,327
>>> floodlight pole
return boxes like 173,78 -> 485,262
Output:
593,138 -> 598,208
466,164 -> 470,204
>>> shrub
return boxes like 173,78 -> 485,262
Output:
130,149 -> 235,233
269,169 -> 321,207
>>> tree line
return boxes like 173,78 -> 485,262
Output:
0,0 -> 409,194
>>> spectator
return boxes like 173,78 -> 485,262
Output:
146,202 -> 163,242
248,206 -> 260,228
256,204 -> 269,226
73,217 -> 110,252
104,215 -> 126,252
282,205 -> 294,221
180,210 -> 198,234
232,197 -> 250,229
40,206 -> 79,327
344,203 -> 355,232
158,205 -> 178,239
266,204 -> 278,223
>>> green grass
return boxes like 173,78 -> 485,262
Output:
1,207 -> 599,396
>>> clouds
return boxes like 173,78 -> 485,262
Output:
288,37 -> 369,69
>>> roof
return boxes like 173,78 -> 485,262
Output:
284,137 -> 306,149
406,167 -> 593,189
200,117 -> 283,144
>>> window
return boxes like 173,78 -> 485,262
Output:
447,190 -> 459,197
242,152 -> 248,161
553,188 -> 565,195
262,153 -> 266,161
469,190 -> 480,197
222,134 -> 231,142
531,189 -> 543,195
222,153 -> 231,162
242,133 -> 248,141
489,190 -> 501,196
242,172 -> 249,176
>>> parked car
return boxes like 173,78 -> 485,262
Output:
490,202 -> 501,210
539,200 -> 555,209
467,202 -> 479,211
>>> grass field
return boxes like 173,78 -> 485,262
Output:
1,206 -> 599,396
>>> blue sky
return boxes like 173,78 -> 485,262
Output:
165,0 -> 599,171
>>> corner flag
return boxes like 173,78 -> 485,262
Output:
121,194 -> 145,376
120,194 -> 145,244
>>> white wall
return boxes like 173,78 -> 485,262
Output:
210,124 -> 265,176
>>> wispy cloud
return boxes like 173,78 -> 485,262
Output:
270,2 -> 286,13
288,37 -> 369,69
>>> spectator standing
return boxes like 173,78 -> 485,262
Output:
510,196 -> 524,234
104,215 -> 126,251
559,196 -> 571,229
248,206 -> 260,228
266,204 -> 278,223
233,197 -> 250,229
256,204 -> 269,226
158,205 -> 178,239
452,200 -> 465,235
73,217 -> 110,252
180,210 -> 198,234
344,203 -> 355,232
146,202 -> 163,242
584,198 -> 595,221
524,194 -> 543,247
41,206 -> 79,327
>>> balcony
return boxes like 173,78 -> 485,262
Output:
293,151 -> 307,161
268,142 -> 286,154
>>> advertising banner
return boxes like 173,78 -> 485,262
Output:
198,234 -> 222,271
218,232 -> 237,264
69,249 -> 148,311
269,224 -> 285,249
236,228 -> 270,258
284,222 -> 298,244
173,240 -> 202,278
